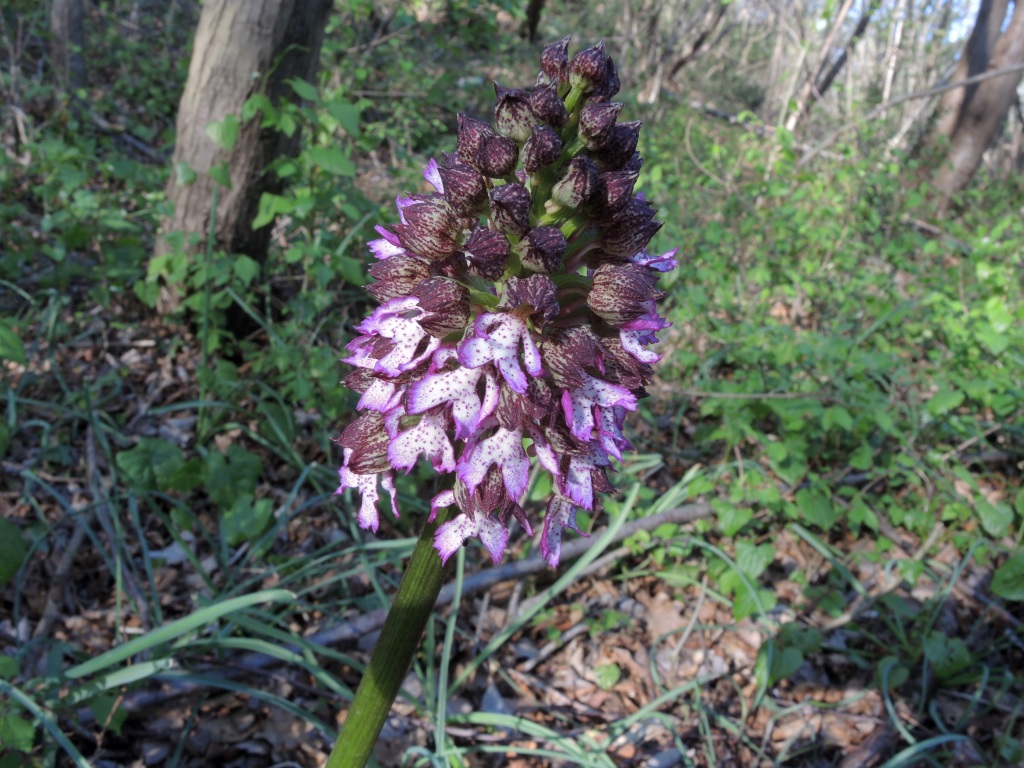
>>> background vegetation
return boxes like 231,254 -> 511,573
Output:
0,0 -> 1021,766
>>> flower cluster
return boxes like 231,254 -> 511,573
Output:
336,38 -> 677,567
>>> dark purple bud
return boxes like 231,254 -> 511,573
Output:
551,156 -> 598,209
540,36 -> 570,85
494,83 -> 534,143
587,263 -> 664,325
593,121 -> 642,171
529,83 -> 568,126
569,41 -> 607,92
463,227 -> 510,281
457,113 -> 495,168
339,411 -> 391,474
489,182 -> 532,237
599,337 -> 652,390
592,168 -> 639,215
579,102 -> 622,148
496,386 -> 525,431
522,125 -> 562,173
438,163 -> 487,214
518,226 -> 566,274
500,273 -> 560,325
477,135 -> 519,178
413,277 -> 470,336
367,254 -> 431,302
599,196 -> 660,257
343,367 -> 374,394
394,198 -> 459,260
541,326 -> 602,390
590,57 -> 621,102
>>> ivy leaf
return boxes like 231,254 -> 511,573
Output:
593,663 -> 621,690
205,114 -> 239,151
991,553 -> 1024,601
287,77 -> 319,102
976,499 -> 1013,538
927,387 -> 964,416
0,318 -> 26,364
306,146 -> 355,177
116,438 -> 184,491
221,494 -> 274,547
0,518 -> 27,587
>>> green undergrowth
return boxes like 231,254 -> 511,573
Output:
0,3 -> 1022,766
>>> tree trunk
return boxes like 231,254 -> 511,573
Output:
929,0 -> 1024,211
50,0 -> 86,92
154,0 -> 332,315
520,0 -> 545,42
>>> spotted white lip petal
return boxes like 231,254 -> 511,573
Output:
388,411 -> 456,473
429,490 -> 456,523
540,495 -> 587,568
434,513 -> 477,564
458,426 -> 530,501
561,373 -> 637,443
477,514 -> 511,564
423,157 -> 444,194
457,313 -> 539,395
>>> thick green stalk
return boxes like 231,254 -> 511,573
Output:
326,510 -> 452,768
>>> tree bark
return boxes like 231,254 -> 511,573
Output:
50,0 -> 86,92
928,0 -> 1024,211
154,0 -> 332,314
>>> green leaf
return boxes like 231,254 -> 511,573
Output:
221,495 -> 274,547
116,438 -> 184,491
205,445 -> 261,509
0,519 -> 26,587
252,192 -> 296,230
991,553 -> 1024,601
0,655 -> 17,679
0,713 -> 34,752
713,500 -> 752,537
233,255 -> 260,286
306,146 -> 355,177
65,589 -> 295,679
796,489 -> 838,530
205,114 -> 239,151
822,406 -> 853,432
733,587 -> 776,621
593,663 -> 621,691
174,161 -> 197,187
209,161 -> 233,189
327,99 -> 361,136
87,694 -> 126,736
734,540 -> 774,579
0,318 -> 26,364
849,442 -> 873,471
287,77 -> 319,102
927,387 -> 964,416
976,499 -> 1013,538
923,631 -> 972,683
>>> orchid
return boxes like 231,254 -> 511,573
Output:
336,37 -> 676,569
328,37 -> 678,768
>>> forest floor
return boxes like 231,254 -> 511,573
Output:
3,306 -> 1021,767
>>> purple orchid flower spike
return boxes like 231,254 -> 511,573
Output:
337,38 -> 677,568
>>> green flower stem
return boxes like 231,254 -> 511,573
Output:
326,508 -> 453,768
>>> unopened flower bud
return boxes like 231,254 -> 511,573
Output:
601,197 -> 662,256
438,163 -> 487,214
539,36 -> 570,85
463,227 -> 510,280
522,125 -> 562,173
457,113 -> 495,168
394,198 -> 459,260
579,102 -> 623,148
569,41 -> 607,92
587,263 -> 663,324
592,121 -> 641,171
551,156 -> 598,209
590,57 -> 621,102
494,83 -> 534,143
519,226 -> 566,273
499,274 -> 560,324
592,168 -> 639,215
338,411 -> 392,474
489,182 -> 532,236
413,277 -> 470,337
367,255 -> 431,302
477,135 -> 519,178
529,83 -> 568,126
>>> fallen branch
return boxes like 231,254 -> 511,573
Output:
89,501 -> 714,719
